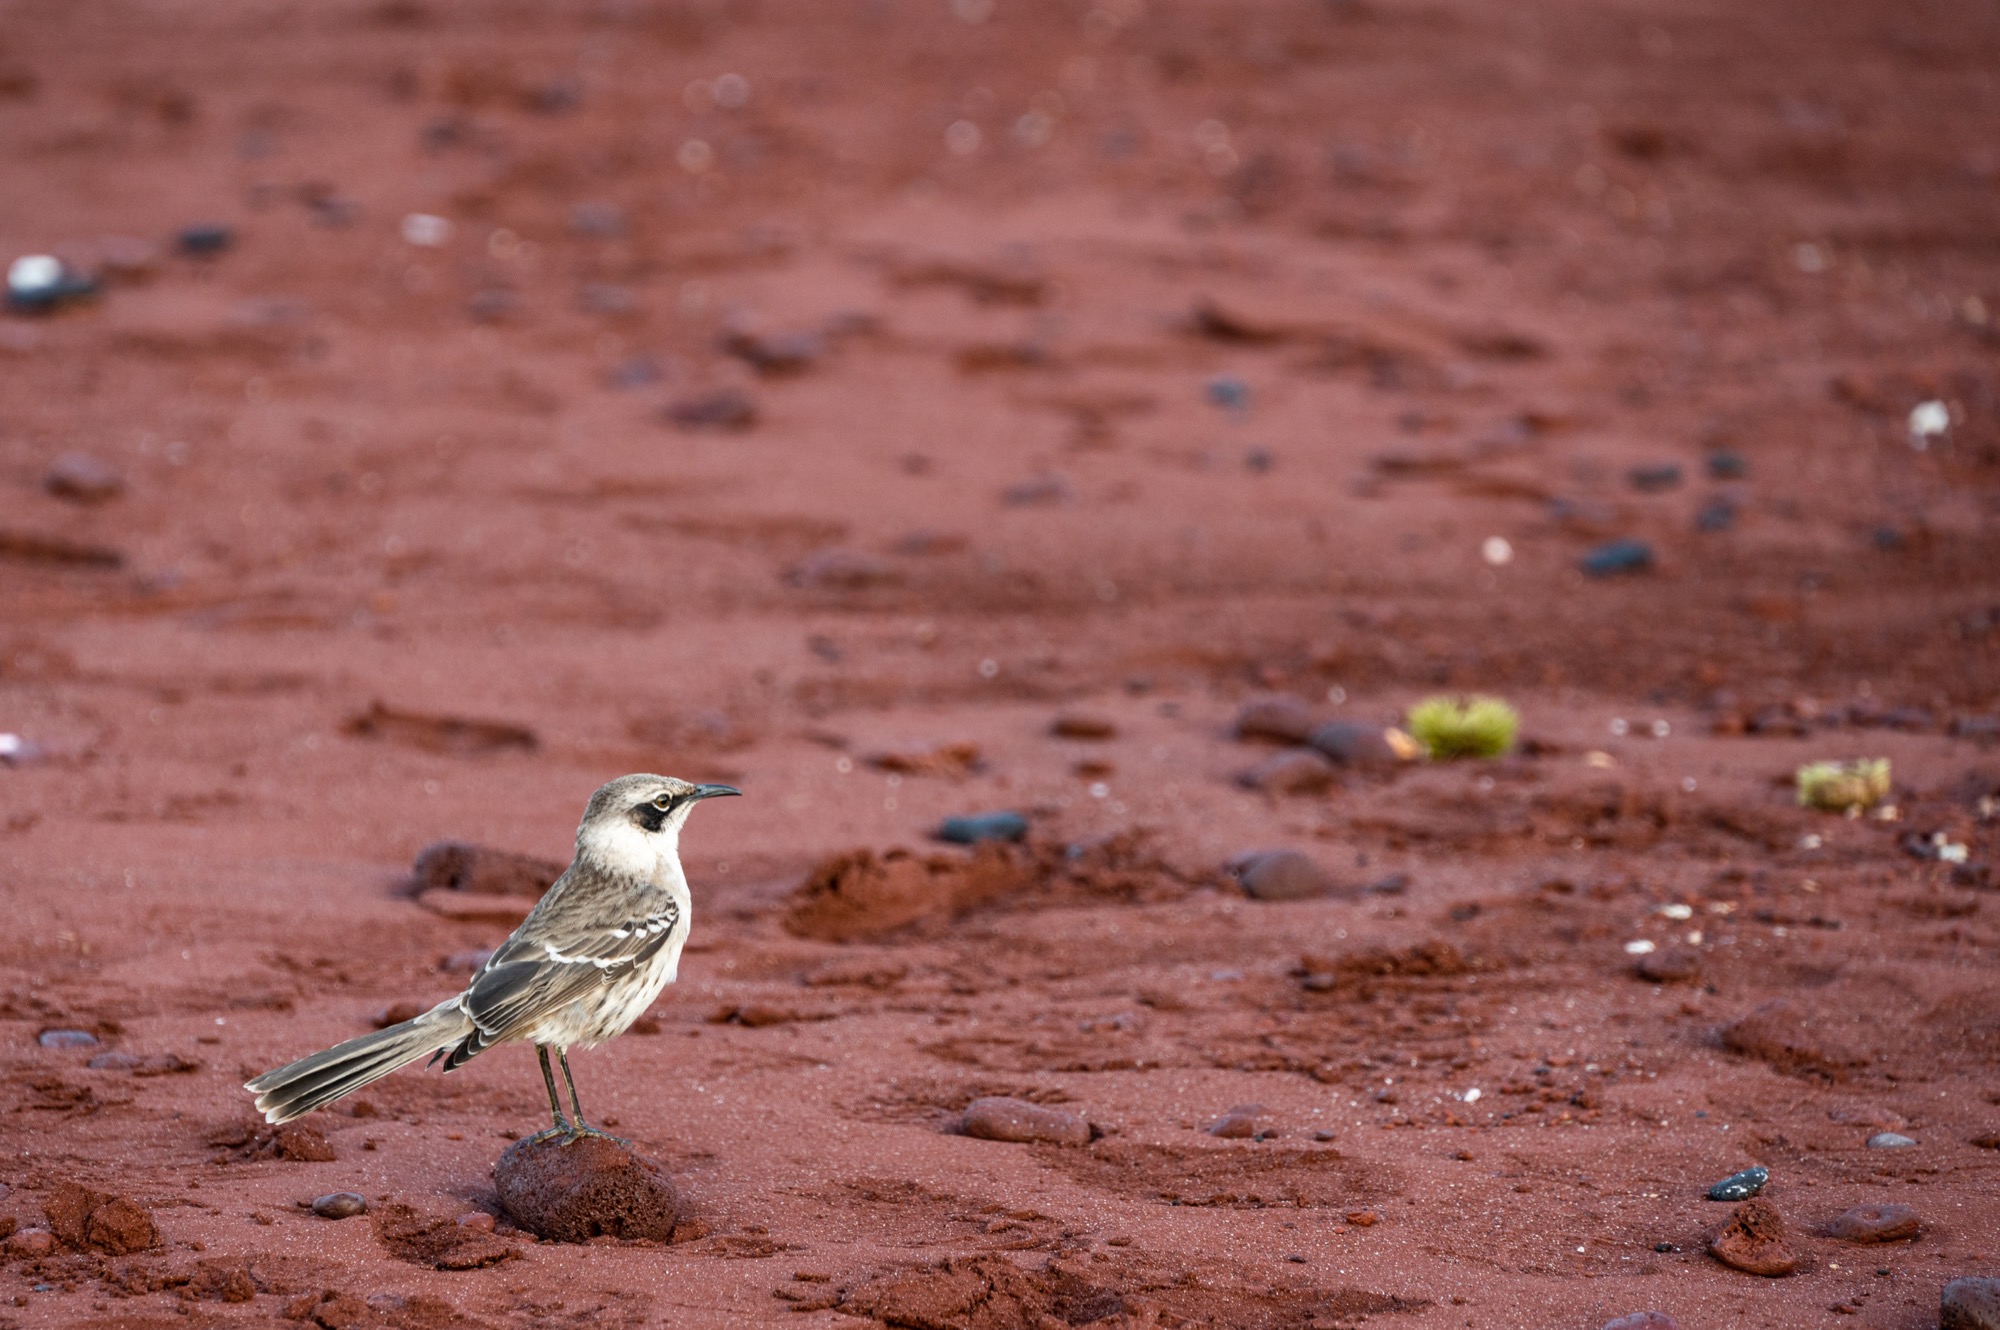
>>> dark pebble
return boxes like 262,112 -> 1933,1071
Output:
86,1051 -> 143,1071
43,452 -> 124,504
1707,1166 -> 1769,1201
467,288 -> 519,322
1628,463 -> 1684,492
720,327 -> 822,376
1581,539 -> 1655,577
665,388 -> 757,431
1695,497 -> 1737,532
1205,374 -> 1251,414
1234,695 -> 1317,745
1705,450 -> 1747,479
934,810 -> 1028,844
1866,1132 -> 1917,1149
495,1134 -> 677,1243
608,355 -> 662,388
1050,713 -> 1117,740
569,202 -> 626,237
38,1029 -> 100,1050
311,1193 -> 367,1220
176,224 -> 235,256
1824,1203 -> 1921,1244
1602,1315 -> 1679,1330
1873,527 -> 1907,551
1001,473 -> 1073,506
1942,1277 -> 2000,1330
1309,720 -> 1410,768
1244,446 -> 1274,473
1236,748 -> 1336,795
960,1096 -> 1090,1146
1229,849 -> 1334,902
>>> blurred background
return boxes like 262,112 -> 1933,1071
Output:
1,0 -> 1997,870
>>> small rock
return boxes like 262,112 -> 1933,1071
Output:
1942,1277 -> 2000,1330
1236,748 -> 1337,795
410,842 -> 562,898
934,811 -> 1028,844
1972,1132 -> 2000,1150
6,254 -> 96,311
720,326 -> 822,376
45,1183 -> 155,1255
42,452 -> 124,504
1050,713 -> 1116,740
494,1133 -> 678,1243
787,547 -> 896,590
455,1211 -> 496,1233
1824,1203 -> 1920,1244
86,1051 -> 143,1071
1205,1104 -> 1268,1139
1235,695 -> 1317,745
1636,946 -> 1703,984
1581,539 -> 1655,577
312,1192 -> 367,1220
960,1097 -> 1090,1146
176,224 -> 235,256
1001,473 -> 1072,506
38,1028 -> 100,1050
569,202 -> 626,237
1308,720 -> 1413,768
1706,1166 -> 1769,1201
1205,374 -> 1251,414
1601,1315 -> 1678,1330
1696,497 -> 1738,532
1629,463 -> 1684,492
467,288 -> 519,322
665,388 -> 757,431
1230,849 -> 1335,902
1344,1209 -> 1379,1227
1706,450 -> 1747,479
1707,1198 -> 1798,1277
5,1228 -> 54,1258
1866,1132 -> 1917,1149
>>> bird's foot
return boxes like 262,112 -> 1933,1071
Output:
559,1122 -> 631,1148
523,1121 -> 575,1147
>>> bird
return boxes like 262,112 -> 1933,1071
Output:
245,774 -> 739,1143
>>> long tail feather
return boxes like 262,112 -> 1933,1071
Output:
245,1002 -> 473,1124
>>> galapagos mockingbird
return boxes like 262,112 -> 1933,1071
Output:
246,774 -> 738,1142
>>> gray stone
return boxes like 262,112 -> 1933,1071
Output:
37,1029 -> 99,1050
1309,720 -> 1409,768
1234,695 -> 1316,745
312,1192 -> 367,1220
1943,1277 -> 2000,1330
960,1096 -> 1089,1146
1236,748 -> 1337,795
1866,1132 -> 1918,1149
43,453 -> 124,504
1230,849 -> 1335,901
934,811 -> 1028,844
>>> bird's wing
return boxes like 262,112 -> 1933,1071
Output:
443,901 -> 681,1063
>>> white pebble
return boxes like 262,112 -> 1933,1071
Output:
1908,399 -> 1949,447
400,213 -> 453,247
6,254 -> 62,295
1624,939 -> 1657,955
1481,536 -> 1513,566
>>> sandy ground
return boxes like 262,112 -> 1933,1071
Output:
1,0 -> 1998,1326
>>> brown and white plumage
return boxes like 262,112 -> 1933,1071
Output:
245,774 -> 738,1131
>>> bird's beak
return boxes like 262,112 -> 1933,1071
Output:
690,784 -> 742,801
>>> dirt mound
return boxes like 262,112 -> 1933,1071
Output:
44,1181 -> 155,1254
784,844 -> 1032,941
370,1204 -> 514,1270
207,1119 -> 337,1162
1718,999 -> 1863,1080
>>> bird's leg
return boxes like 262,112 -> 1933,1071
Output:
557,1047 -> 629,1146
523,1046 -> 573,1145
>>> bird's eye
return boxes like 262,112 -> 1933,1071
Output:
651,794 -> 673,811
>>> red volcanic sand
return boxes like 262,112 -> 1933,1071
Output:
1,0 -> 1998,1327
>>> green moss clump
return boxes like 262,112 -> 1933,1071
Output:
1405,695 -> 1519,760
1796,758 -> 1890,812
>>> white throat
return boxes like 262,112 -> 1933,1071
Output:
578,816 -> 687,891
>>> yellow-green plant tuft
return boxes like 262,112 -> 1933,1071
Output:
1405,695 -> 1519,760
1796,758 -> 1890,812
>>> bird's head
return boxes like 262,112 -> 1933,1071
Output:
575,773 -> 740,881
